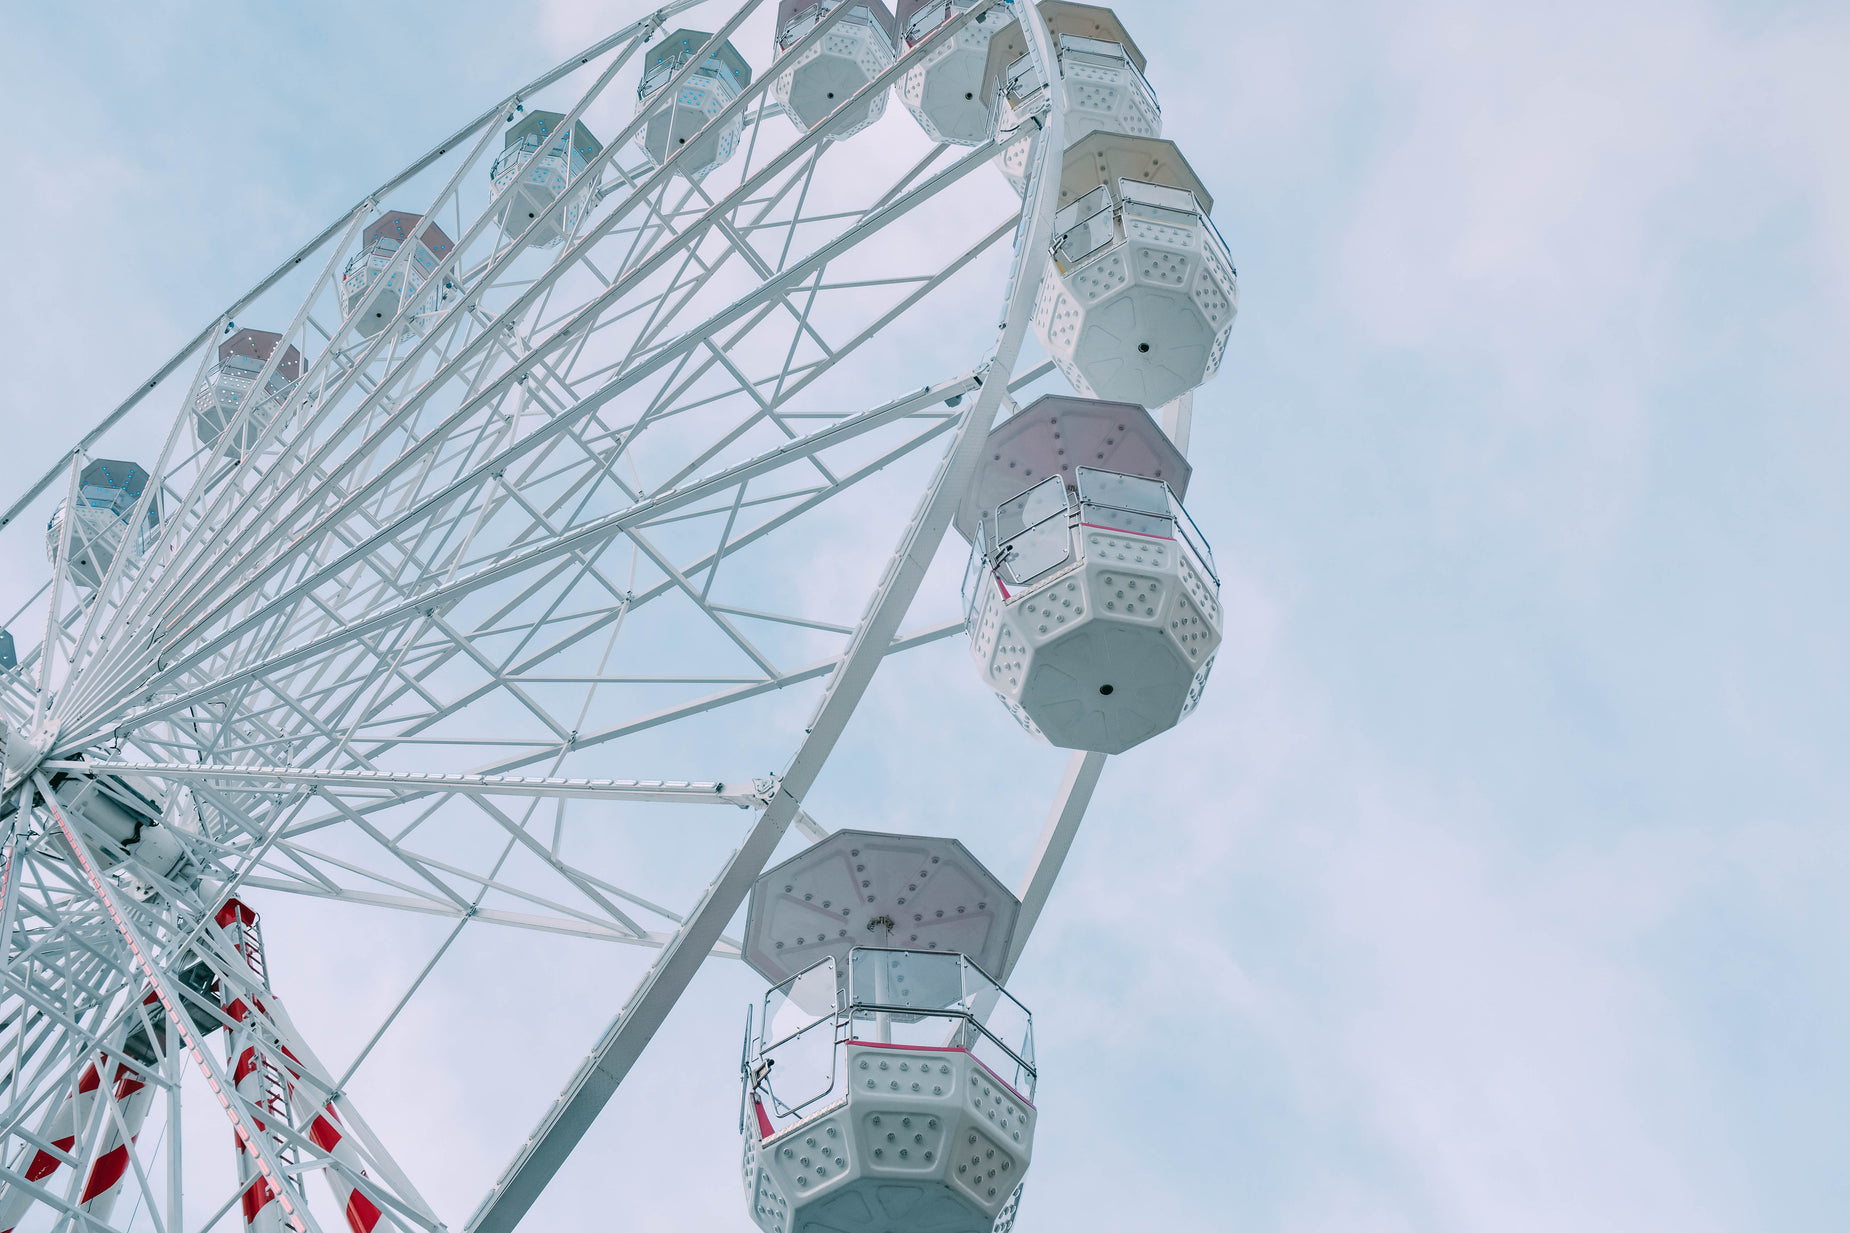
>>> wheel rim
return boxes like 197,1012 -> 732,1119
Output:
0,3 -> 1081,1230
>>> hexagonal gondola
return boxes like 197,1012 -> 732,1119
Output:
740,831 -> 1035,1233
958,396 -> 1222,753
488,110 -> 603,248
633,28 -> 754,179
772,0 -> 899,137
1033,132 -> 1238,409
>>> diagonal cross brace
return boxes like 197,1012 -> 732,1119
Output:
33,773 -> 327,1233
461,5 -> 1070,1222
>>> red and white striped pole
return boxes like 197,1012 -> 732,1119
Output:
36,782 -> 317,1233
218,899 -> 290,1233
215,897 -> 398,1233
0,1057 -> 104,1233
75,1058 -> 159,1218
296,1100 -> 391,1233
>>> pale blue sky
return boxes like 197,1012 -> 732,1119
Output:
2,1 -> 1847,1230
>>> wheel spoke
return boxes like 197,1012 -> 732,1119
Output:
0,0 -> 1083,1226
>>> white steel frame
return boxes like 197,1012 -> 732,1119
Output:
0,2 -> 1148,1230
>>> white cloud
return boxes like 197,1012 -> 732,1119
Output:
8,0 -> 1850,1230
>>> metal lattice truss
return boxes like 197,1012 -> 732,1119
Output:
0,3 -> 1104,1230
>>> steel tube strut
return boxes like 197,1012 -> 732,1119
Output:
82,375 -> 979,745
41,761 -> 766,807
1002,750 -> 1106,982
462,6 -> 1069,1226
0,1 -> 703,533
33,775 -> 326,1233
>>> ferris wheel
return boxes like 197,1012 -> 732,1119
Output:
0,2 -> 1236,1231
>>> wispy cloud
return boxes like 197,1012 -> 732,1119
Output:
5,0 -> 1849,1229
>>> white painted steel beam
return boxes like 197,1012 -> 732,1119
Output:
83,376 -> 979,744
44,761 -> 763,806
999,383 -> 1201,985
33,776 -> 328,1233
108,136 -> 1004,734
1001,750 -> 1107,982
128,10 -> 751,642
0,3 -> 1095,1225
127,0 -> 868,653
462,5 -> 1064,1225
0,1 -> 703,532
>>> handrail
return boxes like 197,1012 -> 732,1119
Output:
640,55 -> 715,97
196,365 -> 304,423
993,506 -> 1070,572
490,133 -> 594,181
758,1015 -> 843,1117
778,2 -> 896,52
747,946 -> 1038,1113
1049,176 -> 1238,288
1169,494 -> 1219,584
342,238 -> 444,284
759,953 -> 839,1052
963,467 -> 1221,605
982,474 -> 1077,588
752,1005 -> 1037,1114
900,0 -> 958,44
845,943 -> 1017,1003
997,33 -> 1160,122
843,1003 -> 1036,1082
1051,195 -> 1114,269
961,517 -> 991,624
1076,492 -> 1219,586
